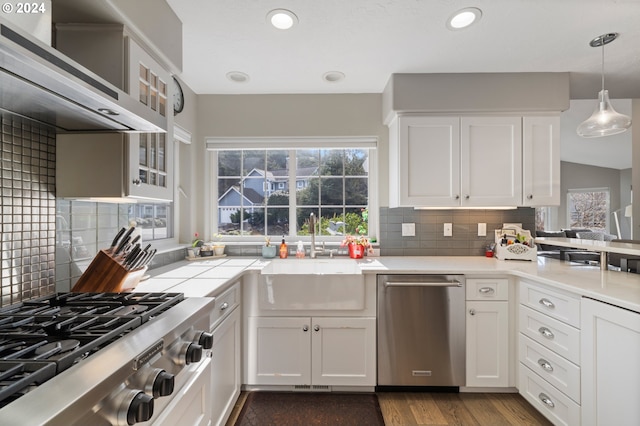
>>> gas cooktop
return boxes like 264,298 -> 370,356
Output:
0,292 -> 184,408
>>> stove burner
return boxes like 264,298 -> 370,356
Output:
0,292 -> 184,408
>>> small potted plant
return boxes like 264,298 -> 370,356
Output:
262,237 -> 277,258
212,233 -> 225,256
341,234 -> 372,259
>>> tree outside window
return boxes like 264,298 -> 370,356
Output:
567,188 -> 609,231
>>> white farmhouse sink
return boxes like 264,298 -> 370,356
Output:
260,258 -> 362,275
258,259 -> 364,310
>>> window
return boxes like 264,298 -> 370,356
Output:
567,188 -> 609,231
208,137 -> 376,240
129,203 -> 172,241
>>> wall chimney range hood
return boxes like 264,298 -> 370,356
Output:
0,18 -> 166,133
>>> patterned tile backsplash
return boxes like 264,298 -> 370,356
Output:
0,114 -> 56,307
379,207 -> 536,256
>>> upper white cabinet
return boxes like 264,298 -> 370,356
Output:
522,116 -> 560,206
388,114 -> 559,208
57,132 -> 174,201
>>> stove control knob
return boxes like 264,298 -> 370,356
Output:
196,330 -> 214,349
152,370 -> 175,397
185,343 -> 203,364
127,391 -> 154,425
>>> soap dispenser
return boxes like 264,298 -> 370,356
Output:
279,236 -> 288,258
296,241 -> 305,258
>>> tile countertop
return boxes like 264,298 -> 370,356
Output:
133,256 -> 640,313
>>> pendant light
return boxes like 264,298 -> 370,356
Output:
577,33 -> 632,138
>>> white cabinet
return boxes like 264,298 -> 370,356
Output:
246,316 -> 376,387
209,283 -> 241,426
460,117 -> 522,207
581,298 -> 640,426
210,307 -> 241,426
465,278 -> 510,387
57,132 -> 174,201
522,116 -> 560,206
388,114 -> 559,208
518,280 -> 581,426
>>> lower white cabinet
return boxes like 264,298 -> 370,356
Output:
465,278 -> 510,388
466,300 -> 509,387
246,316 -> 376,387
211,307 -> 241,426
581,298 -> 640,426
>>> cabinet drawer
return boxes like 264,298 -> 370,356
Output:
519,334 -> 580,403
211,283 -> 239,329
519,305 -> 580,364
518,363 -> 581,426
466,278 -> 509,300
519,280 -> 581,328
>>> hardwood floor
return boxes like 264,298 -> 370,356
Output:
226,391 -> 552,425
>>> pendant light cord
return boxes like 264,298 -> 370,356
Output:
601,42 -> 605,92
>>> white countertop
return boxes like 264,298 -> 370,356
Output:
134,255 -> 640,313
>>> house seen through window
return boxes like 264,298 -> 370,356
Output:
215,148 -> 370,238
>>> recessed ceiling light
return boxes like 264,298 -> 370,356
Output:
226,71 -> 250,83
446,7 -> 482,30
323,71 -> 345,83
267,9 -> 298,30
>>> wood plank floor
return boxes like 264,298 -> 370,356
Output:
226,391 -> 552,425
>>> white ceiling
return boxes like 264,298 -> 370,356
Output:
166,0 -> 640,98
166,0 -> 638,170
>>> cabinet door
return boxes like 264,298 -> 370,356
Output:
246,317 -> 311,385
522,116 -> 560,206
581,298 -> 640,426
311,317 -> 376,386
210,308 -> 240,426
128,38 -> 170,118
466,301 -> 509,387
461,117 -> 522,206
127,132 -> 174,201
392,116 -> 460,207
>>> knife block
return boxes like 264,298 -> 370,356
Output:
71,250 -> 147,293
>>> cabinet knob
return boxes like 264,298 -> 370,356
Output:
537,358 -> 554,372
220,302 -> 229,311
538,393 -> 555,408
313,325 -> 320,332
465,195 -> 470,199
469,309 -> 476,316
455,195 -> 460,200
302,325 -> 309,332
527,194 -> 533,200
132,179 -> 142,187
538,326 -> 555,339
539,298 -> 555,309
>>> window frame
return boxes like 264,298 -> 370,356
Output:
206,136 -> 378,243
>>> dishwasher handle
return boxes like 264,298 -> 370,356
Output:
384,280 -> 462,288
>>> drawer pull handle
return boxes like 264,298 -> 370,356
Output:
539,298 -> 555,309
537,358 -> 554,372
538,393 -> 555,408
479,287 -> 495,295
538,327 -> 555,339
220,302 -> 229,311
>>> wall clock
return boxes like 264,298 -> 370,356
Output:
172,76 -> 184,115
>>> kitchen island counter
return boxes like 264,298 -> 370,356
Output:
134,256 -> 640,312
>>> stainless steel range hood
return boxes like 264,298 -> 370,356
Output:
0,18 -> 166,133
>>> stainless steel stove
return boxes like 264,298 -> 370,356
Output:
0,292 -> 216,425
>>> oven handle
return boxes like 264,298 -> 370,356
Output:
384,281 -> 462,287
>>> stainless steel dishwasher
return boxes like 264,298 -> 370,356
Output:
377,274 -> 465,388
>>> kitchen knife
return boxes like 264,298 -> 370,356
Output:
115,226 -> 136,251
123,244 -> 141,267
109,227 -> 126,252
129,249 -> 149,270
113,235 -> 131,256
